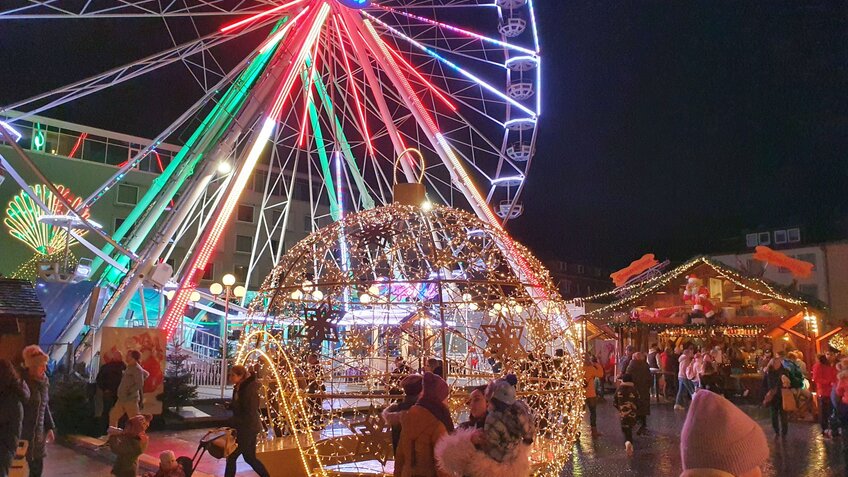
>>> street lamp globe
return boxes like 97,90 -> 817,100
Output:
222,274 -> 236,287
209,282 -> 224,295
189,291 -> 201,302
233,285 -> 247,298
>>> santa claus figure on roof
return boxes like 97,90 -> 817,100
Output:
683,274 -> 715,322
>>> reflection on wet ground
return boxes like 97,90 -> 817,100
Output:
563,397 -> 846,477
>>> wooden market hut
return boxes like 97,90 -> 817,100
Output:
581,256 -> 827,370
0,278 -> 46,364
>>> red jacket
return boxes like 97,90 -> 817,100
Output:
812,362 -> 838,397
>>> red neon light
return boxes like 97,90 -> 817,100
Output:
334,15 -> 374,155
68,132 -> 87,158
382,42 -> 457,111
220,0 -> 304,33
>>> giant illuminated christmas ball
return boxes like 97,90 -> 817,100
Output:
235,203 -> 584,476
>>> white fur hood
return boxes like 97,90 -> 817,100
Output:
435,427 -> 532,477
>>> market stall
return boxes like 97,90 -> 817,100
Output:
579,256 -> 826,378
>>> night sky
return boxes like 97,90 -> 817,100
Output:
1,1 -> 846,269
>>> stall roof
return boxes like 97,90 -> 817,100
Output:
0,278 -> 45,318
577,256 -> 824,320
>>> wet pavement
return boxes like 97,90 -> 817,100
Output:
42,396 -> 847,476
564,396 -> 846,477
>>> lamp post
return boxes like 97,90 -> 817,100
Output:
210,273 -> 246,398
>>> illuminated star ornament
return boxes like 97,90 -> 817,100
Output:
351,219 -> 398,249
346,411 -> 392,466
297,301 -> 342,344
481,315 -> 527,363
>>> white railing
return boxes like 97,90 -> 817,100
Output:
186,357 -> 226,388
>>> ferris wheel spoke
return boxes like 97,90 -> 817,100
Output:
2,15 -> 276,120
362,11 -> 535,119
0,0 -> 275,19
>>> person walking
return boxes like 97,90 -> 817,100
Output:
382,374 -> 424,452
0,359 -> 28,477
20,345 -> 54,477
614,374 -> 639,456
675,348 -> 695,410
679,390 -> 768,477
626,352 -> 652,435
812,354 -> 838,438
584,355 -> 605,436
96,350 -> 126,432
225,365 -> 270,477
764,357 -> 790,438
109,350 -> 149,427
395,372 -> 453,477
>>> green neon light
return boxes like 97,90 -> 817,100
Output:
309,63 -> 375,210
32,124 -> 45,152
301,62 -> 339,220
94,19 -> 289,284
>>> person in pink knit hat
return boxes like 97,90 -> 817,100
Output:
679,390 -> 768,477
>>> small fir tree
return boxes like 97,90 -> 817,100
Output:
161,347 -> 198,412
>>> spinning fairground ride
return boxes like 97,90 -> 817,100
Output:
1,0 -> 584,474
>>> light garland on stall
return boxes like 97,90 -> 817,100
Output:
235,203 -> 584,477
575,256 -> 813,318
655,325 -> 765,339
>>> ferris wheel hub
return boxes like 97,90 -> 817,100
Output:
336,0 -> 370,9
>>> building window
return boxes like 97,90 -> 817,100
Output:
797,253 -> 816,270
758,232 -> 770,246
577,265 -> 585,274
236,235 -> 253,253
237,204 -> 254,223
774,230 -> 787,245
304,215 -> 312,233
116,184 -> 139,205
798,284 -> 818,299
114,217 -> 126,232
202,262 -> 215,280
746,234 -> 758,248
787,228 -> 801,243
271,239 -> 281,253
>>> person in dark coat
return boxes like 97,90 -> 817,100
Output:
626,352 -> 652,435
764,357 -> 790,437
96,350 -> 126,432
618,345 -> 634,379
0,359 -> 29,477
20,345 -> 54,477
225,365 -> 270,477
614,374 -> 639,456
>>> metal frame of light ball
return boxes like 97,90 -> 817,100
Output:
235,203 -> 585,476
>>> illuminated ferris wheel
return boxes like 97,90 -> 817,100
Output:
0,0 -> 542,337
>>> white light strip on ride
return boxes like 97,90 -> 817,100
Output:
374,4 -> 536,56
259,6 -> 312,54
527,0 -> 541,53
0,121 -> 22,142
362,11 -> 537,119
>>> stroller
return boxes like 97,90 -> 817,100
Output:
177,428 -> 237,477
